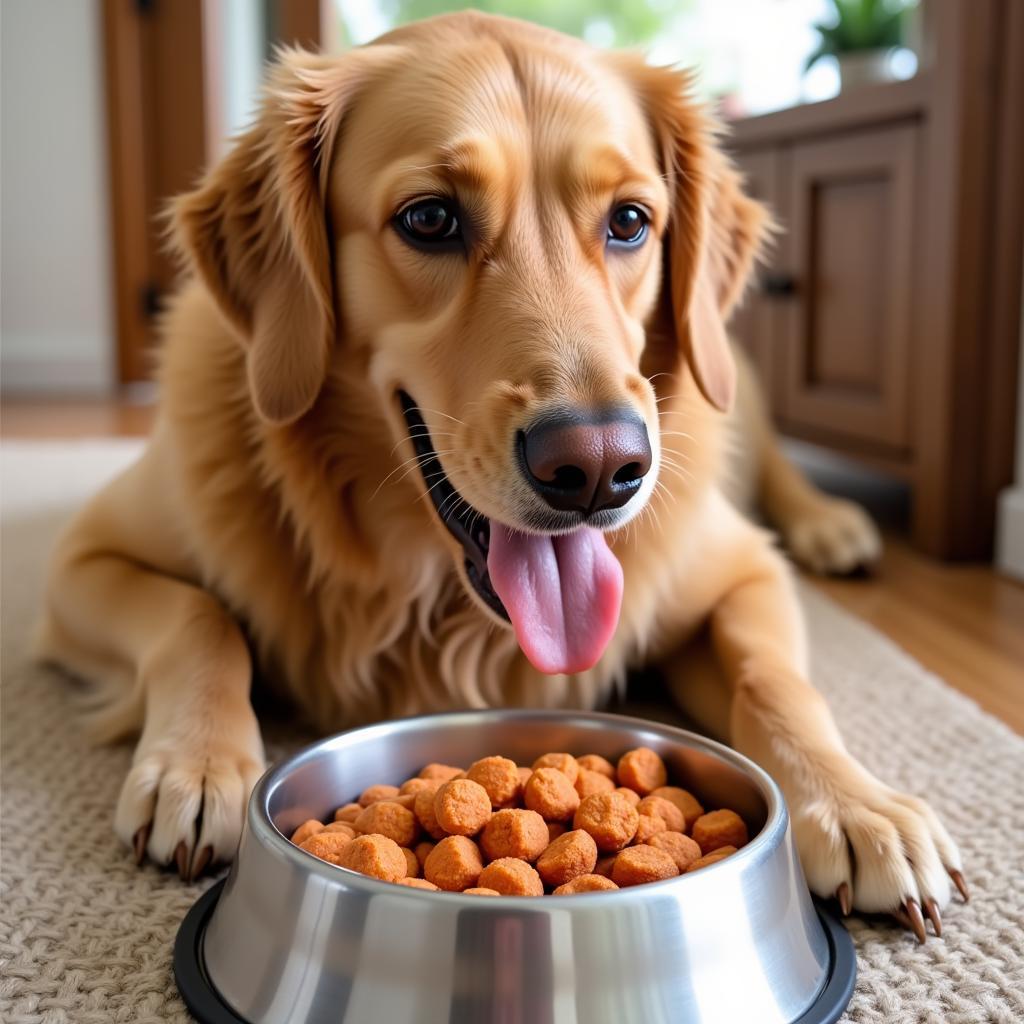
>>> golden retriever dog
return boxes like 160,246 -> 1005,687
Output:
40,12 -> 960,938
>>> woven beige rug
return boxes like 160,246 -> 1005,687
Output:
2,440 -> 1022,1023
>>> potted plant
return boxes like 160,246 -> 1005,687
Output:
805,0 -> 910,90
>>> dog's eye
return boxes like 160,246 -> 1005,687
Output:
608,204 -> 649,246
396,199 -> 462,248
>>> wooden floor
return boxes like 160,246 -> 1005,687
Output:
4,397 -> 1022,734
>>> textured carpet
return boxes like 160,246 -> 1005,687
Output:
1,440 -> 1022,1023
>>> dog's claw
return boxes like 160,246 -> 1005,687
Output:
175,841 -> 190,881
948,868 -> 969,902
923,897 -> 942,938
132,825 -> 151,866
190,845 -> 214,881
903,898 -> 927,944
835,882 -> 852,917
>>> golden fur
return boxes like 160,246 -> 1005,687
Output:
40,13 -> 958,934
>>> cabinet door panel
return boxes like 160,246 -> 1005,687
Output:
781,125 -> 917,450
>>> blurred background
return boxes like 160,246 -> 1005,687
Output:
1,0 -> 1022,583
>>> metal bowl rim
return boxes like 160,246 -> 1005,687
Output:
246,708 -> 788,904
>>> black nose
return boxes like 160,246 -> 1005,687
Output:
519,410 -> 652,514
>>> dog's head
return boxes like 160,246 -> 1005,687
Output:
173,13 -> 768,676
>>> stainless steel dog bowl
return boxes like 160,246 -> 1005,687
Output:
175,710 -> 854,1024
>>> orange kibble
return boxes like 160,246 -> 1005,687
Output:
419,763 -> 463,782
536,829 -> 598,888
414,840 -> 436,869
612,845 -> 679,887
298,830 -> 352,865
632,813 -> 667,845
463,887 -> 501,896
650,786 -> 705,831
401,847 -> 419,878
615,787 -> 641,807
359,784 -> 400,807
524,767 -> 580,822
594,854 -> 618,879
354,801 -> 418,846
434,779 -> 492,836
573,791 -> 639,852
553,874 -> 619,894
424,836 -> 484,891
647,831 -> 702,872
575,768 -> 616,800
547,822 -> 567,844
338,834 -> 407,880
290,819 -> 324,845
391,793 -> 417,810
616,748 -> 667,796
399,777 -> 436,797
576,754 -> 616,781
323,821 -> 357,838
692,810 -> 749,854
334,803 -> 362,823
396,877 -> 439,890
466,756 -> 521,808
687,846 -> 738,872
636,796 -> 685,834
413,781 -> 446,840
480,809 -> 549,862
532,753 -> 579,784
478,858 -> 544,896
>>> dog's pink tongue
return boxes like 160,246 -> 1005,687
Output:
487,525 -> 623,676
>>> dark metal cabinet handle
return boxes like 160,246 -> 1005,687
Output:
760,272 -> 798,297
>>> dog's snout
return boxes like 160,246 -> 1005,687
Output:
519,410 -> 652,514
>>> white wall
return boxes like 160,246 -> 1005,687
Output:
1,0 -> 115,395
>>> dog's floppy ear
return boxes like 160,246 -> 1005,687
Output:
620,60 -> 771,412
172,47 -> 399,424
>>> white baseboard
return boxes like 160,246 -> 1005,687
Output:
996,486 -> 1024,581
1,356 -> 114,396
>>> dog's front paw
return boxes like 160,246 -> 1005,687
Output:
791,774 -> 967,942
782,498 -> 881,575
114,707 -> 265,880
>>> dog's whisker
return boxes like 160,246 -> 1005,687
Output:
371,449 -> 462,500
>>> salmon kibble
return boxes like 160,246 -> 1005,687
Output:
354,801 -> 418,846
323,821 -> 357,838
536,829 -> 598,887
553,874 -> 620,894
480,809 -> 549,862
338,834 -> 407,881
649,786 -> 705,831
574,791 -> 640,852
615,787 -> 641,807
414,841 -> 436,870
547,822 -> 567,844
397,877 -> 440,890
687,846 -> 738,872
478,858 -> 544,896
413,782 -> 447,840
516,766 -> 533,790
359,784 -> 400,807
524,767 -> 581,822
612,845 -> 679,887
401,847 -> 420,878
616,748 -> 667,796
334,803 -> 362,823
424,836 -> 484,891
647,831 -> 702,872
692,810 -> 749,854
575,768 -> 616,800
632,813 -> 667,845
532,753 -> 580,784
576,754 -> 616,781
290,819 -> 324,845
594,854 -> 618,879
463,887 -> 501,896
434,779 -> 492,836
466,756 -> 521,808
636,796 -> 685,834
299,830 -> 353,865
419,763 -> 464,782
399,777 -> 436,797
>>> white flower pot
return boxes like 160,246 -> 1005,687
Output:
837,49 -> 895,90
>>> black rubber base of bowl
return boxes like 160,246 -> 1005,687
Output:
175,879 -> 856,1024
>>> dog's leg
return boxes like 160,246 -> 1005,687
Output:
41,455 -> 264,878
666,546 -> 963,938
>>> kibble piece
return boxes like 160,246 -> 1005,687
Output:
575,769 -> 616,800
576,754 -> 616,781
632,813 -> 667,845
419,763 -> 463,783
594,854 -> 618,878
536,829 -> 598,887
338,834 -> 407,881
516,767 -> 533,790
359,784 -> 400,807
553,874 -> 620,894
650,786 -> 705,831
334,803 -> 362,823
463,887 -> 501,896
636,796 -> 685,834
466,756 -> 521,808
692,810 -> 748,854
401,847 -> 419,878
547,822 -> 567,844
413,782 -> 447,840
323,821 -> 357,838
686,846 -> 737,872
399,777 -> 436,797
424,836 -> 484,891
647,831 -> 702,872
291,819 -> 324,845
391,793 -> 417,810
434,779 -> 492,836
299,830 -> 352,865
478,858 -> 544,896
612,845 -> 679,887
524,767 -> 580,822
397,877 -> 439,890
532,753 -> 579,784
354,801 -> 418,846
480,809 -> 549,862
616,748 -> 667,796
414,841 -> 436,870
573,791 -> 640,852
615,787 -> 641,807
